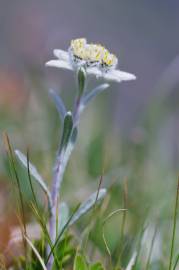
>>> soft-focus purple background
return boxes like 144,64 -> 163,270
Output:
0,0 -> 179,135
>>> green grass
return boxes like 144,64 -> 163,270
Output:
0,62 -> 178,270
1,139 -> 178,270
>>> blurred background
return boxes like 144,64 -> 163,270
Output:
0,0 -> 179,268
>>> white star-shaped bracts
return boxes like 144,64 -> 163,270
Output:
46,38 -> 136,83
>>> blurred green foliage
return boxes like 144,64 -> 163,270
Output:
0,70 -> 178,269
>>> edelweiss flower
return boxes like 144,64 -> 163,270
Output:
46,38 -> 136,83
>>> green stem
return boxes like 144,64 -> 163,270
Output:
116,181 -> 128,267
173,253 -> 179,270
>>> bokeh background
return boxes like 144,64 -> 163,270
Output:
0,0 -> 179,268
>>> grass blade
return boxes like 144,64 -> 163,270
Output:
169,179 -> 179,270
73,253 -> 88,270
69,189 -> 107,226
46,203 -> 80,264
145,225 -> 158,270
15,149 -> 52,209
3,133 -> 27,258
26,149 -> 39,209
126,251 -> 137,270
24,235 -> 47,270
30,202 -> 60,269
173,253 -> 179,270
102,208 -> 127,266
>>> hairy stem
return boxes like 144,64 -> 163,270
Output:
47,95 -> 82,270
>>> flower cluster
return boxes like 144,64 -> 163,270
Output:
46,38 -> 136,83
69,38 -> 118,70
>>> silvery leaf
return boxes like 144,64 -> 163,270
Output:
15,150 -> 51,205
81,83 -> 109,109
58,202 -> 69,233
54,126 -> 77,196
69,188 -> 107,226
49,89 -> 67,122
62,127 -> 78,170
70,127 -> 78,145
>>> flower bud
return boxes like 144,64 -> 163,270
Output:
78,67 -> 86,96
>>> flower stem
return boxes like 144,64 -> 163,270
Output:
73,96 -> 81,127
47,67 -> 86,270
47,97 -> 82,270
47,153 -> 65,269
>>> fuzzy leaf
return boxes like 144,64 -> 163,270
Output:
49,89 -> 67,122
82,83 -> 109,109
62,127 -> 78,168
74,254 -> 88,270
71,127 -> 78,144
15,150 -> 51,204
69,188 -> 106,226
60,112 -> 73,151
58,202 -> 69,233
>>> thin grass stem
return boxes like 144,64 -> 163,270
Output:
46,203 -> 80,264
168,179 -> 179,270
173,253 -> 179,270
3,132 -> 27,262
145,224 -> 158,270
27,149 -> 39,209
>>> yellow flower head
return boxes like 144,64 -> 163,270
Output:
70,38 -> 118,69
70,38 -> 86,59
